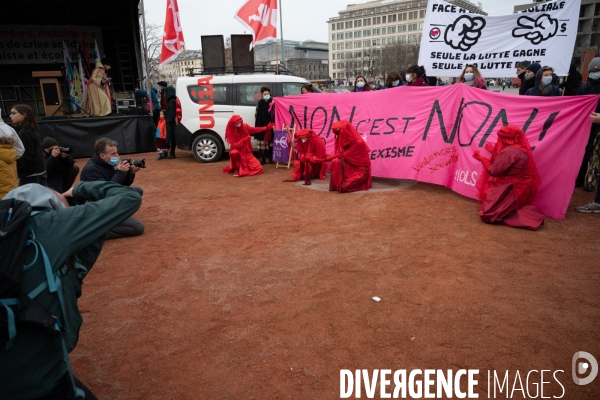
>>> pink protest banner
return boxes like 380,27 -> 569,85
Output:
274,85 -> 599,219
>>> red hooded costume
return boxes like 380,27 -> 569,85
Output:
223,115 -> 273,177
473,125 -> 545,229
327,121 -> 372,193
284,129 -> 328,185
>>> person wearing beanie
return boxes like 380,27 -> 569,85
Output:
525,66 -> 561,96
472,126 -> 545,230
519,62 -> 540,95
42,136 -> 79,193
575,57 -> 600,190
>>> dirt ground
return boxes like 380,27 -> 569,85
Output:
69,150 -> 600,399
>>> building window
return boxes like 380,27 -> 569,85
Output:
398,25 -> 406,32
387,37 -> 393,44
388,26 -> 396,34
354,41 -> 361,48
332,44 -> 335,50
389,14 -> 397,22
420,10 -> 425,19
363,18 -> 371,26
363,30 -> 371,37
332,34 -> 335,41
337,23 -> 343,29
398,36 -> 406,43
345,21 -> 352,29
419,22 -> 423,30
354,51 -> 361,58
345,42 -> 351,49
332,23 -> 335,31
399,12 -> 407,21
363,40 -> 370,47
373,39 -> 380,46
354,20 -> 362,28
374,17 -> 381,24
345,32 -> 352,39
354,31 -> 362,38
337,34 -> 343,40
372,28 -> 380,35
337,43 -> 342,50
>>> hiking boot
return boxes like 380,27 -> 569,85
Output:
166,154 -> 176,159
575,202 -> 600,213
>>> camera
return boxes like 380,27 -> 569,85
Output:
122,158 -> 146,168
58,147 -> 73,154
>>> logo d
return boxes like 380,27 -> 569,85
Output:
572,351 -> 598,385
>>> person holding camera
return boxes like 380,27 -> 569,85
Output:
80,138 -> 144,239
41,137 -> 79,193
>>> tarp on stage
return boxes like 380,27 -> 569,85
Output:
39,115 -> 155,158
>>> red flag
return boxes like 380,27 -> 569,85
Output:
160,0 -> 185,67
234,0 -> 278,49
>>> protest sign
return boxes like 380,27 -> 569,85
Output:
274,86 -> 598,219
272,129 -> 291,163
418,0 -> 579,77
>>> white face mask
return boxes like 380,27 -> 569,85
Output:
356,81 -> 365,88
263,94 -> 271,101
392,80 -> 400,87
405,75 -> 412,83
301,138 -> 307,143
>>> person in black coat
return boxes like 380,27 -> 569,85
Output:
164,86 -> 177,159
519,62 -> 540,95
41,137 -> 79,193
525,66 -> 561,96
561,64 -> 582,96
9,104 -> 46,186
254,85 -> 274,164
576,57 -> 600,189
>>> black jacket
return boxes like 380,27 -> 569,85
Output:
525,69 -> 561,96
164,86 -> 177,144
44,150 -> 75,192
80,154 -> 135,186
519,72 -> 536,96
16,127 -> 46,178
255,98 -> 274,127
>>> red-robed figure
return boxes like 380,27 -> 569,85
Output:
284,129 -> 328,185
473,125 -> 545,229
223,115 -> 273,177
326,121 -> 372,193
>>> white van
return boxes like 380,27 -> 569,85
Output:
175,73 -> 320,162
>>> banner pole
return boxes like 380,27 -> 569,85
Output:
279,0 -> 284,68
140,0 -> 153,110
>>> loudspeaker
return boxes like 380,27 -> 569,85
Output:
231,35 -> 254,72
201,35 -> 226,74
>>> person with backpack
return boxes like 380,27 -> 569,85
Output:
9,105 -> 46,186
0,181 -> 142,399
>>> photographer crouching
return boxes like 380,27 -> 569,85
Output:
42,137 -> 79,193
80,138 -> 145,239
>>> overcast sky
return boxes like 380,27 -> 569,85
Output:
143,0 -> 535,50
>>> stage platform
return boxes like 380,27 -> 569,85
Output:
39,115 -> 156,158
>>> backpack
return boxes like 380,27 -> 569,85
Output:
0,198 -> 87,398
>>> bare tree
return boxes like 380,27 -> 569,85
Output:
143,22 -> 168,85
380,43 -> 421,77
361,48 -> 381,80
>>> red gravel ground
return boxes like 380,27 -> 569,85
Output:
69,150 -> 599,399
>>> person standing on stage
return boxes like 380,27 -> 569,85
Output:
81,58 -> 112,117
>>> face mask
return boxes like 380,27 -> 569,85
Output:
301,138 -> 307,143
525,72 -> 534,80
391,80 -> 400,87
464,73 -> 474,82
541,76 -> 552,86
589,72 -> 600,80
405,75 -> 412,83
356,81 -> 365,88
109,157 -> 120,166
235,123 -> 241,128
263,95 -> 271,101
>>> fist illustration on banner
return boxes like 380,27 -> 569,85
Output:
512,14 -> 559,45
444,15 -> 486,51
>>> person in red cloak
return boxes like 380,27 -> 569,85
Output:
325,121 -> 372,193
283,129 -> 328,185
223,115 -> 273,177
473,125 -> 545,229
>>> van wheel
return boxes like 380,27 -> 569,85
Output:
192,134 -> 223,163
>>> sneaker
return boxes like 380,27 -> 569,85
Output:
575,202 -> 600,213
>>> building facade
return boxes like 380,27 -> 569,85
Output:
159,50 -> 203,85
254,40 -> 330,82
328,0 -> 485,83
515,0 -> 600,69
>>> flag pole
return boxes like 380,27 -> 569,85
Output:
140,0 -> 153,110
279,0 -> 284,68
